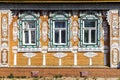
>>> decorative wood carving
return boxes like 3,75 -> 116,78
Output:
13,21 -> 18,41
53,52 -> 67,58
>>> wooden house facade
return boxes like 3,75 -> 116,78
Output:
0,1 -> 120,69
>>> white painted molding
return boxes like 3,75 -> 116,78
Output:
43,53 -> 46,66
74,53 -> 77,66
48,48 -> 72,52
84,52 -> 98,58
18,48 -> 41,52
2,50 -> 7,65
12,46 -> 18,54
54,52 -> 67,66
1,43 -> 8,50
14,53 -> 17,66
41,46 -> 48,54
23,53 -> 36,58
84,52 -> 98,66
111,43 -> 119,49
71,46 -> 78,54
53,52 -> 67,59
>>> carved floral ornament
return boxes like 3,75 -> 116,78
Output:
2,50 -> 7,64
2,16 -> 7,37
1,43 -> 8,50
112,48 -> 119,65
13,21 -> 18,41
71,20 -> 79,42
112,30 -> 119,37
111,43 -> 119,49
42,21 -> 48,42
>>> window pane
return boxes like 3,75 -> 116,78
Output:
55,30 -> 59,43
91,30 -> 96,43
61,30 -> 66,43
24,31 -> 29,43
28,20 -> 36,28
84,30 -> 89,43
84,20 -> 95,27
31,31 -> 36,43
55,21 -> 66,28
23,22 -> 29,29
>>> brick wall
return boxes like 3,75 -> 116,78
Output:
0,67 -> 120,77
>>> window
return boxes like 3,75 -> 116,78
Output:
19,12 -> 39,48
49,11 -> 70,48
53,21 -> 67,45
80,12 -> 101,48
83,20 -> 97,44
22,20 -> 36,45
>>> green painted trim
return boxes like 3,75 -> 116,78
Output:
49,11 -> 70,48
18,12 -> 40,48
79,12 -> 101,48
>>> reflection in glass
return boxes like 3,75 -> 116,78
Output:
28,20 -> 36,28
84,30 -> 89,43
91,30 -> 95,43
55,21 -> 65,28
85,20 -> 95,27
61,30 -> 66,43
55,30 -> 59,43
31,31 -> 36,43
24,31 -> 29,43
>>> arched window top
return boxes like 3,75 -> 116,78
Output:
50,11 -> 69,20
19,12 -> 39,20
80,11 -> 101,19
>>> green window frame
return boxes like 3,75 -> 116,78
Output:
49,11 -> 70,48
79,12 -> 101,48
18,12 -> 40,48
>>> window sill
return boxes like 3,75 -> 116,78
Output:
48,48 -> 71,52
78,47 -> 103,52
17,47 -> 103,52
18,48 -> 41,52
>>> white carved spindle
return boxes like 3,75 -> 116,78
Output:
41,46 -> 48,66
53,52 -> 67,66
12,46 -> 18,66
23,53 -> 36,66
71,46 -> 78,66
84,52 -> 98,66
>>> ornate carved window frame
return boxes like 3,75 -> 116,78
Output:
79,11 -> 101,48
18,12 -> 40,52
48,11 -> 70,48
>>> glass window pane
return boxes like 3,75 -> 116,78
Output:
31,31 -> 36,43
84,30 -> 89,43
55,30 -> 59,43
28,20 -> 36,28
23,21 -> 29,29
24,31 -> 29,43
55,21 -> 66,28
91,30 -> 96,43
84,20 -> 96,27
61,30 -> 66,43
